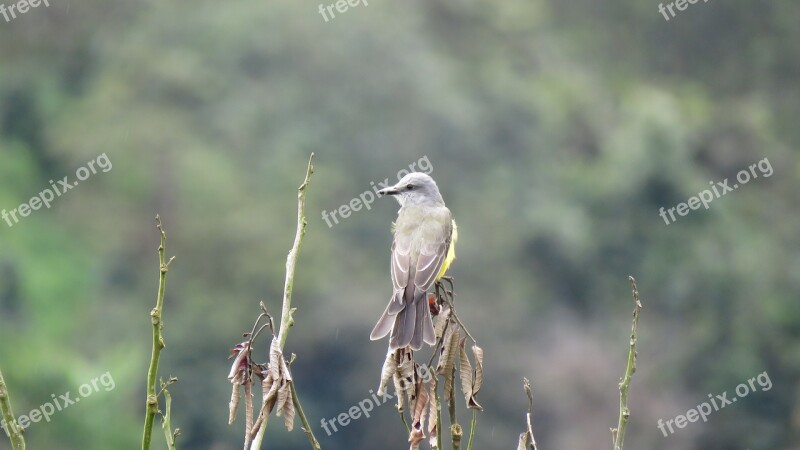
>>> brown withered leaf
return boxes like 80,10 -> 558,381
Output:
378,348 -> 399,396
472,345 -> 484,395
261,373 -> 275,410
408,380 -> 429,450
427,379 -> 438,448
412,380 -> 429,431
458,339 -> 483,410
278,381 -> 295,431
269,339 -> 282,381
436,318 -> 458,376
228,373 -> 242,425
409,428 -> 424,450
283,398 -> 296,431
276,380 -> 291,418
517,432 -> 530,450
398,349 -> 416,407
250,374 -> 274,439
280,355 -> 293,382
263,372 -> 281,416
441,322 -> 460,401
244,382 -> 254,450
393,372 -> 407,412
228,342 -> 251,382
433,305 -> 452,340
458,338 -> 473,400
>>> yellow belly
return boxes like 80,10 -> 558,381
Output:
436,220 -> 458,280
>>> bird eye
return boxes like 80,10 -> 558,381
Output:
407,184 -> 415,190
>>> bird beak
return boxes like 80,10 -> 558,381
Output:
378,186 -> 400,196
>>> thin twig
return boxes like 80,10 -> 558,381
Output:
290,380 -> 321,450
142,215 -> 175,450
161,385 -> 180,450
0,368 -> 25,450
611,276 -> 643,450
435,279 -> 476,345
444,299 -> 476,345
434,378 -> 443,449
251,324 -> 274,344
466,409 -> 477,450
250,153 -> 318,450
277,154 -> 314,349
523,378 -> 538,450
448,366 -> 462,450
398,407 -> 411,434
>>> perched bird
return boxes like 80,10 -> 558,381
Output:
370,172 -> 458,351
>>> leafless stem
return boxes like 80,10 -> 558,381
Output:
610,276 -> 643,450
142,215 -> 176,450
0,368 -> 25,450
290,380 -> 321,450
521,378 -> 539,450
250,154 -> 319,450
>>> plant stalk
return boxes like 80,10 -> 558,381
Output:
0,368 -> 25,450
250,154 -> 318,450
611,276 -> 643,450
142,216 -> 174,450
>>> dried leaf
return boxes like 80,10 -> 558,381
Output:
436,318 -> 458,376
263,373 -> 281,415
458,338 -> 473,402
280,355 -> 293,382
378,348 -> 399,396
228,375 -> 241,425
409,381 -> 429,450
472,345 -> 484,395
281,383 -> 296,431
276,381 -> 291,417
441,322 -> 460,401
398,349 -> 415,406
269,339 -> 282,381
409,428 -> 424,450
261,373 -> 274,402
433,305 -> 452,340
427,379 -> 438,448
458,339 -> 483,410
244,381 -> 254,449
250,374 -> 274,438
428,430 -> 438,449
228,342 -> 251,381
517,432 -> 530,450
393,372 -> 406,412
412,380 -> 429,431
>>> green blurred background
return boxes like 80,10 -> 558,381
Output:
1,0 -> 799,449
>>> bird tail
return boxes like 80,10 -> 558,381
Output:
370,290 -> 436,351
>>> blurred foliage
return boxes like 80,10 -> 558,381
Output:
1,0 -> 799,449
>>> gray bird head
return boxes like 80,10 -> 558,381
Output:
378,172 -> 444,207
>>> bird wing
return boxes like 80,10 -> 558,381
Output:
413,210 -> 453,291
387,238 -> 412,315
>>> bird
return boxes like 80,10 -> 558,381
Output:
370,172 -> 458,351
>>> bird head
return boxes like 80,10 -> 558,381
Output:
378,172 -> 444,207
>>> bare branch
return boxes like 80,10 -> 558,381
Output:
611,276 -> 643,450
